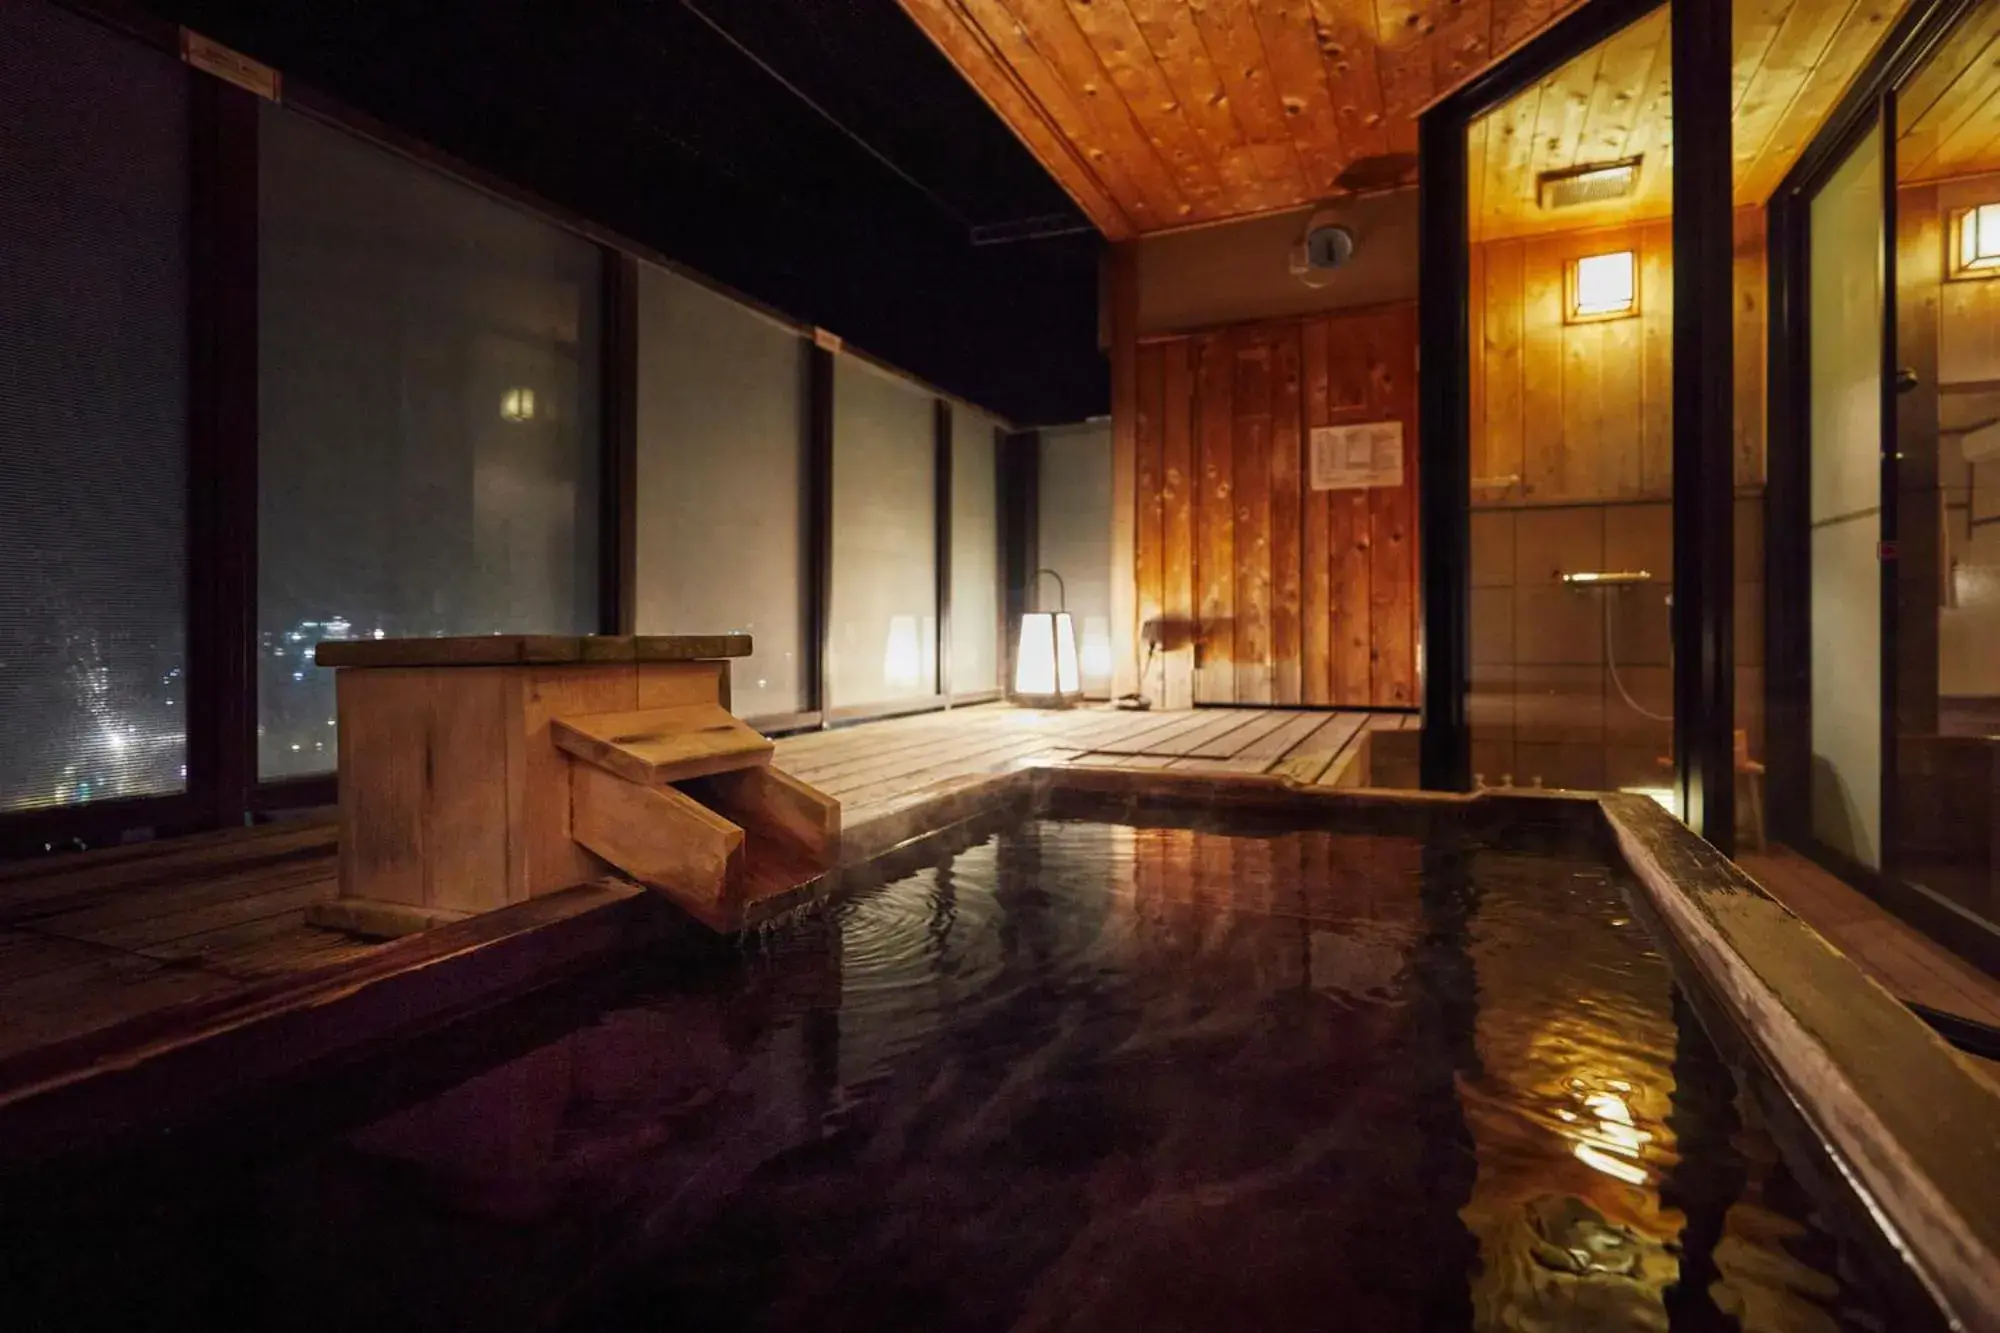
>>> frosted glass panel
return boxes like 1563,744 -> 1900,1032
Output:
1039,424 -> 1114,698
0,2 -> 187,810
258,109 -> 602,780
1808,121 -> 1884,869
830,358 -> 937,709
950,406 -> 1003,697
634,265 -> 807,718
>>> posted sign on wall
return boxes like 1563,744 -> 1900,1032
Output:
1308,422 -> 1403,490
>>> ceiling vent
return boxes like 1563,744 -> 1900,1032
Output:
1538,157 -> 1642,211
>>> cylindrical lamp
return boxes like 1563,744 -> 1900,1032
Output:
1012,568 -> 1081,707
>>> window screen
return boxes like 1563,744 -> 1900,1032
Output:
633,264 -> 807,719
829,357 -> 936,710
0,3 -> 188,811
258,107 -> 602,779
950,405 -> 1003,697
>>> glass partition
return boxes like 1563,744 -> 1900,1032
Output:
634,264 -> 807,719
1462,7 -> 1676,801
257,107 -> 603,780
1887,3 -> 2000,928
0,3 -> 188,811
1806,121 -> 1886,869
828,356 -> 937,711
950,405 -> 1003,699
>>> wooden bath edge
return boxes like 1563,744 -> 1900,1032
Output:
1597,792 -> 2000,1331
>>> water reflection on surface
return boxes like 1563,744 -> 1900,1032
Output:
9,818 -> 1900,1331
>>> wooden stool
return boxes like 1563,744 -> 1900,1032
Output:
1655,727 -> 1765,850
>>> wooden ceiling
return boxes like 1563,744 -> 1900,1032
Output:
1467,0 -> 1905,240
898,0 -> 1926,240
896,0 -> 1596,238
1898,0 -> 2000,183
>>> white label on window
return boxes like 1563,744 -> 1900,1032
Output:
1309,422 -> 1403,490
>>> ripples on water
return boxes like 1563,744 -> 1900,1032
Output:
8,818 -> 1903,1331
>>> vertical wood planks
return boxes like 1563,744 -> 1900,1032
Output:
1194,331 -> 1236,703
1135,339 -> 1167,687
1109,244 -> 1141,700
1301,317 -> 1333,705
1233,332 -> 1275,704
1367,305 -> 1419,707
1639,219 -> 1676,495
1160,339 -> 1197,708
1134,303 -> 1421,710
1270,327 -> 1304,705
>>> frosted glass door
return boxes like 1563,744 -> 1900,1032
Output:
1807,120 -> 1886,869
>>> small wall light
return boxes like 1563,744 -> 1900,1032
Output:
1567,250 -> 1638,321
1012,568 -> 1081,708
1952,203 -> 2000,278
500,387 -> 537,422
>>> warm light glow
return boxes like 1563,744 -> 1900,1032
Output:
1013,611 -> 1081,703
1957,203 -> 2000,274
883,615 -> 923,690
1570,250 -> 1636,319
1617,785 -> 1679,813
500,386 -> 537,422
1565,1087 -> 1652,1186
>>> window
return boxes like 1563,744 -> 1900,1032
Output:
828,356 -> 937,711
257,106 -> 602,780
633,263 -> 808,720
1951,202 -> 2000,279
1038,424 -> 1115,697
1567,250 -> 1639,321
950,405 -> 1003,698
0,2 -> 188,811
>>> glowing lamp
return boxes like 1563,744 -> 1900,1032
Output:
1956,202 -> 2000,276
1567,250 -> 1636,321
500,387 -> 537,422
1012,568 -> 1081,707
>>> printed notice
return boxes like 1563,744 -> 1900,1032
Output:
1308,421 -> 1404,490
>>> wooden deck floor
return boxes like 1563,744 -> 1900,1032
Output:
1739,846 -> 2000,1032
0,821 -> 365,1064
771,702 -> 1406,826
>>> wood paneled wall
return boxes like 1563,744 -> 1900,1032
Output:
1129,303 -> 1419,711
1469,210 -> 1770,503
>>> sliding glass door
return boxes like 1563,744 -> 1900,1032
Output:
1805,116 -> 1888,870
1776,0 -> 2000,970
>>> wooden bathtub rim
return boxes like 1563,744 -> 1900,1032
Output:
1599,792 -> 2000,1332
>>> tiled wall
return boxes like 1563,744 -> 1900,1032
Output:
1469,496 -> 1765,792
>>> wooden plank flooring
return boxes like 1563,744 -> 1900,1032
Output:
0,819 -> 367,1064
1739,846 -> 2000,1037
770,703 -> 1400,825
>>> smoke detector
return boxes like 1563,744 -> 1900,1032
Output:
1289,209 -> 1356,289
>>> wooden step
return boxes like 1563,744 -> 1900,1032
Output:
553,703 -> 773,786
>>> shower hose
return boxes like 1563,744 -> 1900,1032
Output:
1604,587 -> 1673,723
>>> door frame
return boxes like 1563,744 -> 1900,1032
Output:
1416,0 -> 1739,852
1766,0 -> 2000,973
